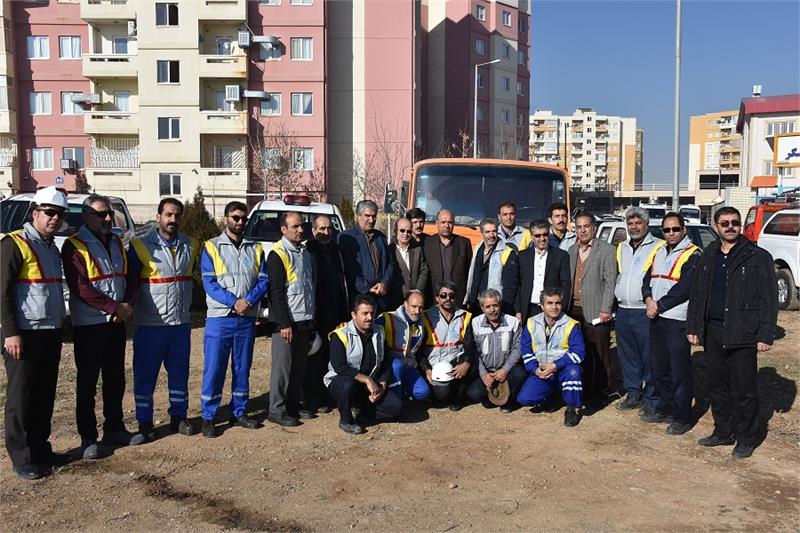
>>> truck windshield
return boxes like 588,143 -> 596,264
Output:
244,210 -> 343,242
413,163 -> 566,226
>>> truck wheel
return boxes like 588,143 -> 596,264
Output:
776,268 -> 799,311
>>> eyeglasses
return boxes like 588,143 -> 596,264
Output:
229,215 -> 248,223
437,292 -> 455,300
531,233 -> 549,239
37,208 -> 65,218
662,226 -> 683,234
91,210 -> 114,219
397,228 -> 412,234
717,220 -> 741,228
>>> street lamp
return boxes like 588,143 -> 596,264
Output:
473,58 -> 502,158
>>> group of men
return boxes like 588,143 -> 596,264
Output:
1,187 -> 778,480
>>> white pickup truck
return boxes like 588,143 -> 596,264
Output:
757,208 -> 800,310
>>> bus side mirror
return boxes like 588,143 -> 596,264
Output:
383,188 -> 397,213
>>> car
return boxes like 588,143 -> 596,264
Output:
679,204 -> 702,224
244,194 -> 346,318
757,208 -> 800,310
743,200 -> 799,241
638,201 -> 668,225
596,220 -> 718,250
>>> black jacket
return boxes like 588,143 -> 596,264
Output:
686,237 -> 778,349
515,246 -> 571,323
423,234 -> 473,307
387,242 -> 429,309
306,238 -> 349,331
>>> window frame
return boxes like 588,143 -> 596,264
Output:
157,117 -> 181,141
291,147 -> 314,171
260,93 -> 282,116
259,42 -> 281,61
159,172 -> 182,196
62,146 -> 85,169
61,91 -> 83,115
290,92 -> 313,116
476,4 -> 486,21
155,3 -> 179,27
31,147 -> 54,170
502,11 -> 512,27
156,60 -> 180,84
58,36 -> 82,60
29,91 -> 52,115
289,37 -> 313,61
26,36 -> 49,60
475,38 -> 485,55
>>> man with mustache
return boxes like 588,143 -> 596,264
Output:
547,202 -> 576,251
62,195 -> 142,459
687,207 -> 777,459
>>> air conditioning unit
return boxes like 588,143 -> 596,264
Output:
70,93 -> 102,105
243,90 -> 270,99
127,20 -> 137,37
60,159 -> 78,171
238,31 -> 251,48
225,85 -> 241,102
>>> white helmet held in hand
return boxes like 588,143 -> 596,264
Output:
431,361 -> 454,383
308,331 -> 322,356
31,186 -> 68,210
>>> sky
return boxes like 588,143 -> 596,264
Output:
530,0 -> 800,186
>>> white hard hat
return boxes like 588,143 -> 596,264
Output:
31,186 -> 68,210
308,331 -> 323,356
431,361 -> 454,383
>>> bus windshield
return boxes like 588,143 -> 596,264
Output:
412,162 -> 566,226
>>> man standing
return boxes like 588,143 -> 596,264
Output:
375,290 -> 430,402
547,202 -> 576,251
687,207 -> 777,459
339,200 -> 395,313
387,217 -> 429,309
465,289 -> 526,413
567,212 -> 618,406
423,209 -> 473,307
406,207 -> 428,245
497,202 -> 531,251
305,214 -> 349,414
1,187 -> 70,479
516,219 -> 571,323
517,289 -> 586,427
62,195 -> 141,459
199,201 -> 269,438
267,212 -> 316,427
464,219 -> 519,315
325,295 -> 403,434
642,212 -> 701,434
614,207 -> 665,418
129,198 -> 198,440
419,281 -> 477,410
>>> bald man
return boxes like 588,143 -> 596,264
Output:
422,209 -> 473,307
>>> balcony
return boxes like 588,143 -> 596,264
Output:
86,168 -> 141,191
199,111 -> 247,134
81,0 -> 136,21
0,110 -> 16,134
199,55 -> 247,78
199,0 -> 246,21
199,168 -> 248,193
84,111 -> 138,135
83,54 -> 138,78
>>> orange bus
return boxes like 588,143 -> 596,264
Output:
406,158 -> 570,244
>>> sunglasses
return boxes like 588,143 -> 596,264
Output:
229,215 -> 248,223
91,210 -> 114,219
717,220 -> 741,228
531,233 -> 549,239
437,292 -> 455,300
662,226 -> 683,234
397,228 -> 412,234
37,208 -> 65,218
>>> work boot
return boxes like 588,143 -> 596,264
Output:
102,429 -> 140,446
639,407 -> 672,424
338,421 -> 365,435
12,464 -> 45,481
528,402 -> 546,413
616,394 -> 642,410
267,414 -> 301,427
81,440 -> 101,460
297,409 -> 317,420
564,407 -> 579,427
731,443 -> 755,459
697,433 -> 735,447
137,421 -> 156,442
202,419 -> 218,438
169,416 -> 197,436
230,415 -> 261,429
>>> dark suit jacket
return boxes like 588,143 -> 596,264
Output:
422,234 -> 473,307
516,246 -> 572,323
388,242 -> 429,309
338,225 -> 396,312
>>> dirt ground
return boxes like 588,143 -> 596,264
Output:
1,312 -> 798,533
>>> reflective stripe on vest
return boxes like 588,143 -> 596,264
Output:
8,230 -> 63,284
382,311 -> 423,356
271,242 -> 299,283
617,239 -> 666,272
524,315 -> 579,366
68,234 -> 127,282
205,239 -> 264,278
651,244 -> 700,282
131,237 -> 197,283
422,310 -> 472,348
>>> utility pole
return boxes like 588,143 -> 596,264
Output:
671,0 -> 682,211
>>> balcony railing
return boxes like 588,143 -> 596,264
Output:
0,110 -> 16,134
85,111 -> 138,134
199,54 -> 247,78
81,0 -> 136,20
83,54 -> 137,78
199,0 -> 246,20
0,146 -> 16,167
199,111 -> 247,134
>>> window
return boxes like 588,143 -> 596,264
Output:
214,146 -> 235,168
502,11 -> 511,26
29,92 -> 52,115
290,37 -> 312,60
31,148 -> 54,170
159,173 -> 181,196
517,81 -> 525,95
4,28 -> 12,54
113,37 -> 128,55
26,36 -> 49,59
475,39 -> 485,55
501,76 -> 511,92
764,213 -> 800,237
501,109 -> 510,124
157,60 -> 180,83
766,121 -> 796,136
518,18 -> 527,32
215,91 -> 235,112
476,106 -> 484,122
259,43 -> 281,60
476,4 -> 486,21
517,49 -> 525,65
707,120 -> 714,127
764,161 -> 793,177
155,3 -> 179,26
517,113 -> 525,127
477,71 -> 485,88
157,117 -> 180,140
291,92 -> 312,115
260,0 -> 280,4
62,147 -> 85,168
59,36 -> 81,59
502,43 -> 511,59
61,92 -> 83,115
260,93 -> 281,115
114,91 -> 130,112
263,147 -> 282,170
217,37 -> 233,56
0,76 -> 8,111
291,147 -> 313,171
290,0 -> 312,4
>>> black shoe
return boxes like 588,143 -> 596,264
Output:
169,416 -> 197,436
500,406 -> 513,414
41,451 -> 72,466
666,421 -> 692,435
448,403 -> 463,412
137,421 -> 156,442
202,419 -> 218,438
338,422 -> 365,434
230,415 -> 262,429
564,407 -> 579,427
698,433 -> 736,447
267,414 -> 301,427
616,395 -> 642,410
528,402 -> 546,413
102,429 -> 142,447
297,409 -> 317,420
317,406 -> 332,414
731,443 -> 755,459
639,408 -> 672,424
12,464 -> 45,481
81,441 -> 101,460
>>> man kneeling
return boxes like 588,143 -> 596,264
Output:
325,294 -> 403,434
518,288 -> 586,427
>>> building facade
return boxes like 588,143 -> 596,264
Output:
687,109 -> 741,193
529,108 -> 638,191
0,0 -> 17,194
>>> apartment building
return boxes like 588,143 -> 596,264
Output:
635,128 -> 643,189
0,0 -> 16,195
421,0 -> 530,160
687,109 -> 741,193
529,108 -> 638,191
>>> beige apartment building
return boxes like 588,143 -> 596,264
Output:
529,108 -> 638,191
687,109 -> 741,192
